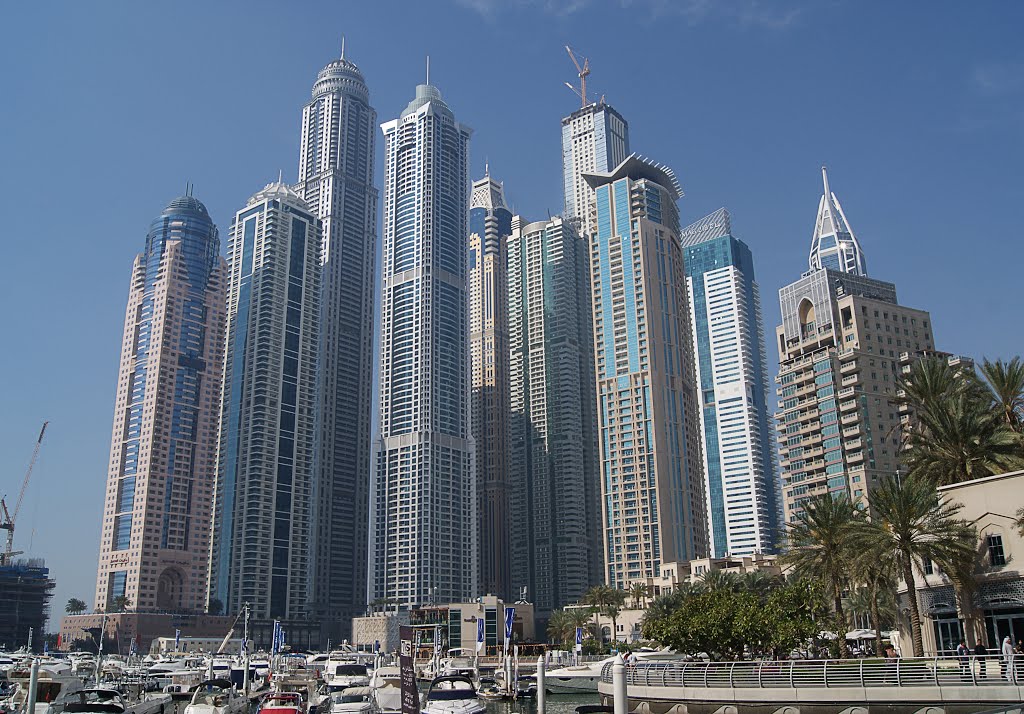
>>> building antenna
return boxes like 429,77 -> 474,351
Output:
565,45 -> 590,108
278,169 -> 283,184
340,35 -> 346,60
426,55 -> 430,85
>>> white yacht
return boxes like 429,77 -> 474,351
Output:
324,686 -> 372,714
323,664 -> 369,689
367,666 -> 401,714
542,649 -> 680,694
183,679 -> 247,714
4,668 -> 84,714
421,676 -> 485,714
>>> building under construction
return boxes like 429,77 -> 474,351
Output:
0,558 -> 54,651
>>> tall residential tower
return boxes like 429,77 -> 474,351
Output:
585,155 -> 708,588
468,172 -> 512,599
211,181 -> 322,631
507,215 -> 601,617
776,169 -> 935,524
681,209 -> 779,557
95,193 -> 226,613
373,79 -> 475,606
561,103 -> 629,238
296,52 -> 378,634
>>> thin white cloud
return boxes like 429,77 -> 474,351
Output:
971,62 -> 1024,96
455,0 -> 801,28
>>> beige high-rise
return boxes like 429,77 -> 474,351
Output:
94,194 -> 226,613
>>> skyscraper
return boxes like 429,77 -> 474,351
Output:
296,51 -> 378,634
681,208 -> 779,557
95,193 -> 226,613
211,180 -> 322,627
507,215 -> 601,617
585,155 -> 708,588
561,102 -> 629,238
468,171 -> 512,600
373,78 -> 475,606
775,169 -> 935,524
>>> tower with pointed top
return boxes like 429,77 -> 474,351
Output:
808,167 -> 867,276
468,171 -> 512,599
373,77 -> 475,606
211,180 -> 322,629
775,169 -> 936,530
561,103 -> 629,239
95,193 -> 226,615
295,51 -> 377,635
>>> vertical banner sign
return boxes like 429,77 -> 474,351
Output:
476,618 -> 485,653
575,627 -> 583,652
174,629 -> 181,652
503,607 -> 515,656
434,625 -> 442,659
398,626 -> 420,714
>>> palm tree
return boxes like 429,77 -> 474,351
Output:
846,474 -> 976,656
584,585 -> 627,645
629,583 -> 649,609
698,570 -> 740,592
109,595 -> 131,613
902,393 -> 1024,485
739,570 -> 783,596
546,610 -> 571,645
781,492 -> 863,658
849,553 -> 896,654
980,357 -> 1024,432
65,598 -> 87,615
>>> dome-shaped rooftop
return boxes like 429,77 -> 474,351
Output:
248,178 -> 309,210
312,57 -> 369,101
163,195 -> 211,217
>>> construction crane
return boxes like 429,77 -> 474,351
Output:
1,421 -> 48,566
564,45 -> 591,108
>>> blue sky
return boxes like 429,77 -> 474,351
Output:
1,1 -> 1021,622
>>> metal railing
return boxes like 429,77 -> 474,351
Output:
600,655 -> 1023,689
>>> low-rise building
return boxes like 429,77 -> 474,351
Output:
59,612 -> 235,655
897,470 -> 1024,654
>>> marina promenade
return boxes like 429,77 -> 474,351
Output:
597,657 -> 1024,713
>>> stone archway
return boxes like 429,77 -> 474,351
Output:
156,567 -> 185,611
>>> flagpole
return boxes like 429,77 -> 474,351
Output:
243,603 -> 250,696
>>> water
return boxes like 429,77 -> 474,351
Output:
483,692 -> 600,714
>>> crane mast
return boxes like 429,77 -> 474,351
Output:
565,45 -> 591,108
1,421 -> 48,566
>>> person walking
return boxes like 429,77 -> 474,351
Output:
1001,635 -> 1014,681
956,640 -> 971,681
974,639 -> 988,679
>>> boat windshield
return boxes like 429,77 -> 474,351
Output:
333,665 -> 367,677
331,694 -> 367,704
192,692 -> 230,706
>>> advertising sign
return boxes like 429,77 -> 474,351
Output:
398,626 -> 420,714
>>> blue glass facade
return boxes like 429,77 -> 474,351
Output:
96,193 -> 225,613
682,215 -> 779,557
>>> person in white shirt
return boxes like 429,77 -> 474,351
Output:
1002,636 -> 1015,681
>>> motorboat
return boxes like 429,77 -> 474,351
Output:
421,676 -> 485,714
474,677 -> 504,702
62,687 -> 171,714
367,666 -> 400,714
183,680 -> 246,714
323,664 -> 369,689
3,668 -> 84,714
543,649 -> 680,694
324,686 -> 372,714
258,692 -> 304,714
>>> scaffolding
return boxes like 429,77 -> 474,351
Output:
0,558 -> 55,651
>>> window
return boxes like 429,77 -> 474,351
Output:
922,557 -> 933,575
987,534 -> 1006,566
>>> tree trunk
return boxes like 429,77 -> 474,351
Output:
870,582 -> 883,657
833,583 -> 849,658
902,558 -> 924,657
951,577 -> 980,648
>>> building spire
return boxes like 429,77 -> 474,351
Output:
278,169 -> 283,184
808,166 -> 867,276
340,35 -> 346,60
425,55 -> 430,86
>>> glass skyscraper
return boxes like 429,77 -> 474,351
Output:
507,215 -> 601,617
373,79 -> 475,606
468,171 -> 512,600
561,102 -> 629,238
585,155 -> 708,588
211,180 -> 322,624
95,193 -> 226,614
296,52 -> 378,635
681,208 -> 779,557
